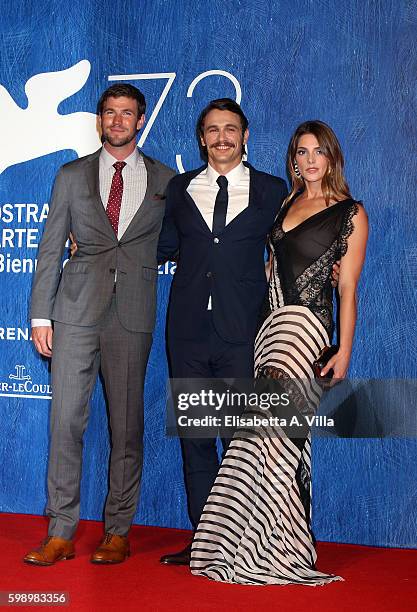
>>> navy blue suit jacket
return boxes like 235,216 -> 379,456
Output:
158,163 -> 288,344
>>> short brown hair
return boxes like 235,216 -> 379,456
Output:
97,84 -> 146,117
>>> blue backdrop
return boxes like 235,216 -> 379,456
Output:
0,0 -> 416,548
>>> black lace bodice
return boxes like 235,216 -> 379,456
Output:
266,197 -> 359,337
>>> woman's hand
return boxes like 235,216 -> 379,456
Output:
69,232 -> 78,257
331,261 -> 340,287
265,252 -> 273,281
321,348 -> 350,380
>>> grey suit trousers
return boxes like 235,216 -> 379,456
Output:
46,297 -> 152,539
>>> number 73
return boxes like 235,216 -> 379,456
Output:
108,70 -> 242,173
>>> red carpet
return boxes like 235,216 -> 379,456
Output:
0,513 -> 416,611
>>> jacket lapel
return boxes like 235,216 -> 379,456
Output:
246,163 -> 264,210
183,165 -> 214,234
220,163 -> 264,234
120,152 -> 161,240
85,150 -> 116,238
142,153 -> 160,203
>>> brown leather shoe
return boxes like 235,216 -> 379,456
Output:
91,533 -> 130,564
23,536 -> 75,566
160,542 -> 192,565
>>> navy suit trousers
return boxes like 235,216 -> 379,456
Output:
168,313 -> 254,528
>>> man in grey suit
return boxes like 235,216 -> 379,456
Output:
24,84 -> 175,565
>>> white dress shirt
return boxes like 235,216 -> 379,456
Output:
32,146 -> 147,328
187,161 -> 250,230
99,146 -> 147,239
187,161 -> 250,309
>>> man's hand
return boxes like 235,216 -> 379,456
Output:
69,232 -> 78,257
32,326 -> 53,357
331,260 -> 341,287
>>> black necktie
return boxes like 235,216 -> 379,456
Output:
213,175 -> 228,235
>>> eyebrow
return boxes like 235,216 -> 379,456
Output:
104,107 -> 134,112
205,123 -> 239,130
296,146 -> 322,150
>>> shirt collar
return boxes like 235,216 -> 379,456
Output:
206,161 -> 248,187
100,145 -> 141,170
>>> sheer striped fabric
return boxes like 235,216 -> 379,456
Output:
190,296 -> 342,585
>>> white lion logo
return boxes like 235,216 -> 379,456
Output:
0,60 -> 101,174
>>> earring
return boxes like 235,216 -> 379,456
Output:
293,161 -> 302,178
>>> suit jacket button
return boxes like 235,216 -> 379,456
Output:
206,271 -> 212,278
213,237 -> 220,244
109,268 -> 115,273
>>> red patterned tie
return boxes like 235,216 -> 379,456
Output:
106,161 -> 126,235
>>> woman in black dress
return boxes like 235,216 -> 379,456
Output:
190,121 -> 368,585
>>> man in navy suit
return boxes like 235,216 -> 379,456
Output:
158,99 -> 288,565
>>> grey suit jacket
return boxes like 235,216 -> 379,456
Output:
30,148 -> 175,333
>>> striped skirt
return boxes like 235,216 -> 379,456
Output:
190,305 -> 343,586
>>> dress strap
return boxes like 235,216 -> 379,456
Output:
338,201 -> 361,257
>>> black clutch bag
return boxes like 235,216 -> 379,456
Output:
312,345 -> 339,380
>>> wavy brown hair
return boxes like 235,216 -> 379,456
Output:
286,120 -> 351,207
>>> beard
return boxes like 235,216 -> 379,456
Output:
103,128 -> 137,148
